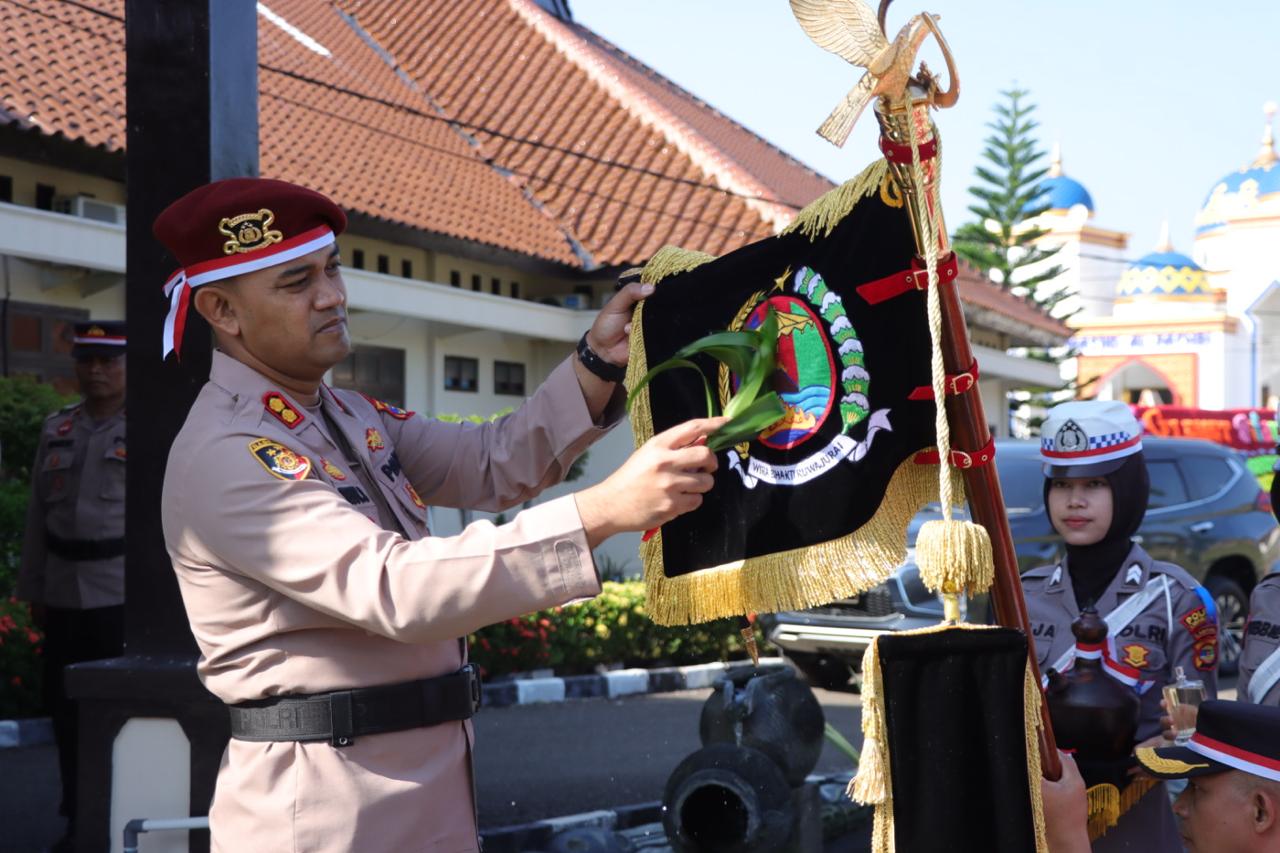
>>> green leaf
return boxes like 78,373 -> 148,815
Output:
725,308 -> 778,419
707,392 -> 786,451
823,722 -> 861,764
626,358 -> 714,417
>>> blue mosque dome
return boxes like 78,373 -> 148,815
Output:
1196,104 -> 1280,234
1030,144 -> 1094,214
1118,223 -> 1211,299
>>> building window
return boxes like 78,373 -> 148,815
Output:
401,259 -> 413,278
510,281 -> 520,299
4,301 -> 87,395
491,277 -> 501,295
377,254 -> 389,274
471,274 -> 481,292
494,361 -> 526,396
0,175 -> 12,204
331,344 -> 406,407
35,183 -> 55,211
450,270 -> 461,288
444,356 -> 479,392
352,249 -> 365,269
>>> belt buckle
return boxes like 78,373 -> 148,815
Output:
461,663 -> 483,714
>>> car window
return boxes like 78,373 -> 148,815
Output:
1178,455 -> 1235,501
1147,459 -> 1190,508
997,453 -> 1044,514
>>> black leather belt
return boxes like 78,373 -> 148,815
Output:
228,665 -> 482,747
45,533 -> 126,561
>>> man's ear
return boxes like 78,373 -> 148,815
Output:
193,284 -> 240,339
1254,785 -> 1280,834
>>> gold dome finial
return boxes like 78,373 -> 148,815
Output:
1048,141 -> 1063,178
1253,101 -> 1278,169
1155,217 -> 1172,253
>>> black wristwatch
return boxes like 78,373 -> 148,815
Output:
576,332 -> 626,384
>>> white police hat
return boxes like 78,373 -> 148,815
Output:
1040,400 -> 1143,477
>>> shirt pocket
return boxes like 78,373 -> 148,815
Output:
41,448 -> 74,502
1113,619 -> 1168,680
100,443 -> 127,501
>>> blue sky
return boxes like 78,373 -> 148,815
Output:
572,1 -> 1280,261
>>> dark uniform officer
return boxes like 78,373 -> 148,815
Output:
15,321 -> 127,847
1238,462 -> 1280,705
1022,400 -> 1218,851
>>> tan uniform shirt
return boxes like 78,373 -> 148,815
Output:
1022,544 -> 1217,852
16,403 -> 127,609
1240,574 -> 1280,705
163,351 -> 613,853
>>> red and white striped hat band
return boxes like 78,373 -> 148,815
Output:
1187,732 -> 1280,783
161,226 -> 335,359
72,334 -> 126,346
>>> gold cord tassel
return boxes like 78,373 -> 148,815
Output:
901,101 -> 996,605
1023,660 -> 1050,853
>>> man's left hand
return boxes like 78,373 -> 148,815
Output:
586,281 -> 654,368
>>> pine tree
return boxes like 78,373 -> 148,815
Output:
952,87 -> 1067,312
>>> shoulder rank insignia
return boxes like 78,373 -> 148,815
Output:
249,438 -> 311,481
366,427 -> 386,452
321,458 -> 347,481
363,394 -> 415,420
263,392 -> 305,429
405,481 -> 426,510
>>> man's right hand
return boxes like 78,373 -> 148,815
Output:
575,417 -> 727,548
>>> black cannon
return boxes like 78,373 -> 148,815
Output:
662,668 -> 826,853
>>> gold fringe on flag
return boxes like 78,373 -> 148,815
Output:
638,245 -> 716,285
782,159 -> 890,241
1086,777 -> 1161,841
1023,657 -> 1050,853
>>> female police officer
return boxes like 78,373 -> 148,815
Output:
1021,399 -> 1219,851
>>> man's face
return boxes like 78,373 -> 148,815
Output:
1174,771 -> 1258,852
221,244 -> 349,381
74,354 -> 125,403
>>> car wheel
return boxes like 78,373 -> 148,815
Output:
785,652 -> 853,691
1204,575 -> 1247,677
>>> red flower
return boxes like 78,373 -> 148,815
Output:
538,618 -> 551,628
25,630 -> 40,645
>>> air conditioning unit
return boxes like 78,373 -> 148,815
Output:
53,195 -> 125,225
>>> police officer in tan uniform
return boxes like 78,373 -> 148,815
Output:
1022,400 -> 1218,851
1238,463 -> 1280,706
16,320 -> 127,850
153,178 -> 723,852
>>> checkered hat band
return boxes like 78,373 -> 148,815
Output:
1041,433 -> 1141,459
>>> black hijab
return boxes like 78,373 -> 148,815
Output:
1043,452 -> 1150,609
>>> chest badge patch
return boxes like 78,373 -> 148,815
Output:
321,458 -> 347,481
405,481 -> 426,510
366,428 -> 386,453
249,438 -> 312,481
56,419 -> 74,436
1121,643 -> 1150,669
113,445 -> 127,460
263,392 -> 304,429
363,394 -> 415,420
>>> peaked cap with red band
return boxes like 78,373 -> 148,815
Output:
71,320 -> 126,360
152,178 -> 347,359
1039,399 -> 1143,478
1135,700 -> 1280,782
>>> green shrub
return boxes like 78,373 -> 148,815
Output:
0,479 -> 30,598
468,580 -> 747,678
0,597 -> 43,718
0,375 -> 76,481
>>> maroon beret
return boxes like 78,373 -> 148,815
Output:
152,178 -> 346,358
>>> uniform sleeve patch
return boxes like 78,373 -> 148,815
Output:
1181,603 -> 1219,670
249,438 -> 312,480
1193,638 -> 1218,671
263,392 -> 305,429
1181,605 -> 1212,635
362,393 -> 415,420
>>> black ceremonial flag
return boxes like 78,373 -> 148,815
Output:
627,161 -> 951,625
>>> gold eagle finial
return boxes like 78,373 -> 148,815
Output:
789,0 -> 958,146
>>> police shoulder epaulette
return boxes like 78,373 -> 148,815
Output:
361,393 -> 415,420
262,392 -> 305,429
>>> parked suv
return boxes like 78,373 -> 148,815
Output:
760,437 -> 1280,688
